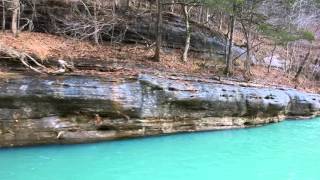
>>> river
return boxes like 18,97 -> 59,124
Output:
1,117 -> 320,180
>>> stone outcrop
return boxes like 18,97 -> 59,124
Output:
122,13 -> 226,54
0,73 -> 319,147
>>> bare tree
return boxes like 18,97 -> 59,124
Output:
161,0 -> 202,62
181,3 -> 192,62
295,46 -> 312,81
224,3 -> 236,76
153,0 -> 162,61
11,0 -> 20,37
170,0 -> 175,12
114,0 -> 129,9
93,0 -> 100,44
267,43 -> 277,73
239,0 -> 256,77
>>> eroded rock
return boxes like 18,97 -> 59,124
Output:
0,74 -> 319,147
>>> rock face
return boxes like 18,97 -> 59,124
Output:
122,13 -> 226,54
0,73 -> 319,147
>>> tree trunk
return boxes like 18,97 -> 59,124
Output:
170,0 -> 174,13
288,42 -> 296,74
268,43 -> 277,73
225,10 -> 235,76
114,0 -> 119,8
93,0 -> 99,44
199,6 -> 203,23
138,1 -> 141,9
115,0 -> 128,9
126,0 -> 129,8
2,0 -> 5,32
294,48 -> 311,81
243,1 -> 254,78
113,0 -> 117,12
205,7 -> 209,23
11,0 -> 20,37
182,5 -> 191,62
153,0 -> 162,62
219,11 -> 223,31
285,42 -> 289,72
148,0 -> 152,11
244,32 -> 251,74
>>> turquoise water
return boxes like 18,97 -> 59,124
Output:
1,117 -> 320,180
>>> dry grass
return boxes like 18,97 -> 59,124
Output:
0,31 -> 319,93
251,66 -> 319,93
0,32 -> 207,73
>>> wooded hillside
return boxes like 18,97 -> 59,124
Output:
0,0 -> 319,92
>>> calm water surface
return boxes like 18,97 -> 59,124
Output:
1,117 -> 320,180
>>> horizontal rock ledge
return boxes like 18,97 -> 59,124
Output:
0,73 -> 319,147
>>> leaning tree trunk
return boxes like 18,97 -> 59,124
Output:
244,31 -> 252,76
153,0 -> 162,62
182,5 -> 191,62
11,0 -> 20,37
294,47 -> 311,81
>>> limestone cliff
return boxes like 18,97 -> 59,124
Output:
0,73 -> 319,147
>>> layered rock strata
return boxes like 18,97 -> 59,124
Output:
0,74 -> 319,147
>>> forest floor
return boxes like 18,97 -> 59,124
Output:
0,31 -> 319,93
